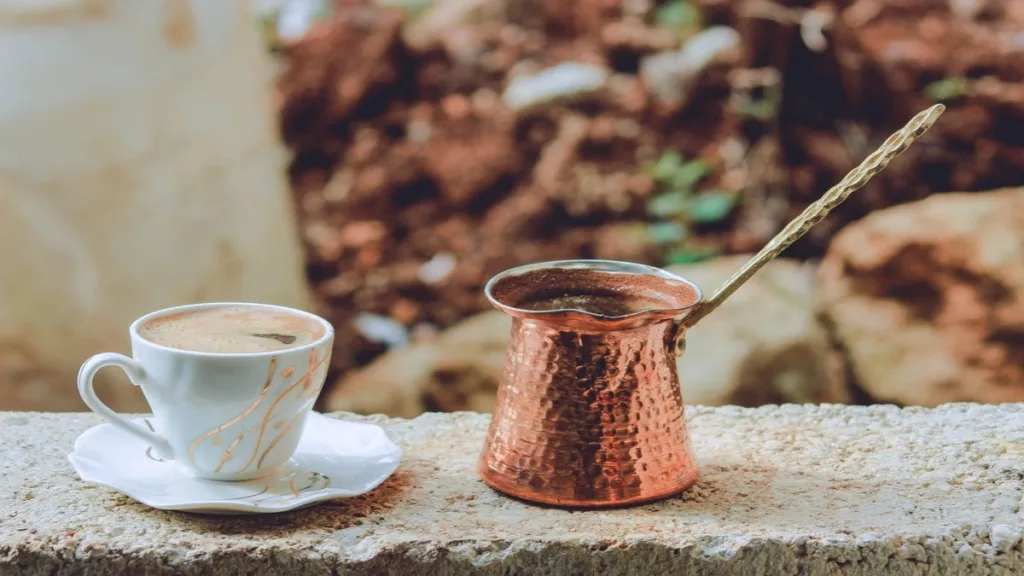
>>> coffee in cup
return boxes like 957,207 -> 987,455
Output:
77,302 -> 334,481
137,305 -> 327,354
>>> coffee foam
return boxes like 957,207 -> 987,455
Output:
138,305 -> 326,354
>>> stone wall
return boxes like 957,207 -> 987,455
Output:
3,404 -> 1024,574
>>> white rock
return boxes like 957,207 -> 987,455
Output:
417,252 -> 457,285
990,524 -> 1021,552
640,26 -> 741,107
502,62 -> 611,111
276,0 -> 329,41
353,313 -> 409,349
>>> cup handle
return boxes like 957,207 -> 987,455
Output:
77,352 -> 174,460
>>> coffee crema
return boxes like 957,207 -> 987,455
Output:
138,305 -> 326,353
518,293 -> 669,316
489,267 -> 699,317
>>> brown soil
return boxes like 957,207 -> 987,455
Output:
276,0 -> 1024,391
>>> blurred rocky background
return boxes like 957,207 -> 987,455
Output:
258,0 -> 1024,416
2,0 -> 1021,415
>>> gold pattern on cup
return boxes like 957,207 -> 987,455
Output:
232,347 -> 330,474
188,357 -> 278,467
143,420 -> 167,462
213,429 -> 256,473
142,421 -> 336,505
256,411 -> 307,470
252,349 -> 333,470
229,472 -> 330,504
183,348 -> 332,476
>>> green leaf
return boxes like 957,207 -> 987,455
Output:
648,149 -> 684,182
381,0 -> 434,17
685,190 -> 736,223
925,76 -> 967,102
669,160 -> 709,190
619,222 -> 651,242
257,16 -> 282,51
646,221 -> 689,245
666,245 -> 721,265
655,1 -> 702,32
646,190 -> 690,218
733,94 -> 779,120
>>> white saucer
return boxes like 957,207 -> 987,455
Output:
68,412 -> 402,514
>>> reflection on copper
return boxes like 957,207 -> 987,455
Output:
479,260 -> 703,508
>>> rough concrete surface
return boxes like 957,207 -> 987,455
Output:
2,405 -> 1024,575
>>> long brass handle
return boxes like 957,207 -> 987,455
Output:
674,103 -> 945,343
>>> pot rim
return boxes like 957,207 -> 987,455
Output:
484,259 -> 704,329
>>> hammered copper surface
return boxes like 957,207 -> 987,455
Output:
478,106 -> 946,508
480,261 -> 702,507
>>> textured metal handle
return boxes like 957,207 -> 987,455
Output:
676,103 -> 946,334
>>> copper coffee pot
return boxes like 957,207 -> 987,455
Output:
479,105 -> 946,508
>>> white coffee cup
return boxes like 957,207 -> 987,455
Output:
77,302 -> 335,481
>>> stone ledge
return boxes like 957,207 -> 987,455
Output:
2,404 -> 1024,575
